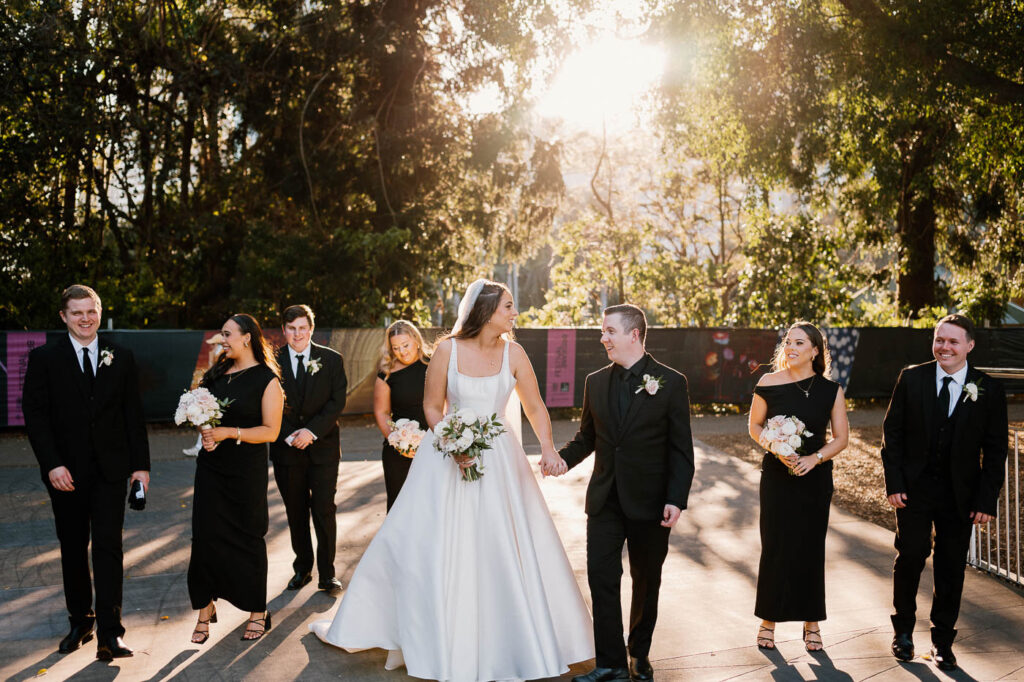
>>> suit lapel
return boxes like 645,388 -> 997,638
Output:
299,345 -> 319,406
92,341 -> 113,398
589,366 -> 613,433
950,366 -> 980,447
60,335 -> 91,400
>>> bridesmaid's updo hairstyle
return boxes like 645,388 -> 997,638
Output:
771,321 -> 831,378
380,320 -> 432,378
450,281 -> 514,341
202,313 -> 282,385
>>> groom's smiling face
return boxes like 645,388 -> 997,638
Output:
601,313 -> 640,366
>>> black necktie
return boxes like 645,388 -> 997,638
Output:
296,354 -> 306,387
617,369 -> 632,423
937,376 -> 952,420
82,347 -> 94,390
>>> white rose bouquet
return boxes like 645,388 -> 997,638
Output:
387,418 -> 426,458
432,406 -> 506,481
759,414 -> 813,474
174,387 -> 233,450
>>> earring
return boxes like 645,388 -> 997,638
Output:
244,341 -> 249,348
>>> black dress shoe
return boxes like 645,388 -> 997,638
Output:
59,622 -> 95,654
318,577 -> 343,594
96,635 -> 133,660
286,572 -> 312,590
930,644 -> 957,671
891,632 -> 914,662
571,667 -> 632,682
629,655 -> 654,680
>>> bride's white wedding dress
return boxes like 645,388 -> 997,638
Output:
310,339 -> 594,681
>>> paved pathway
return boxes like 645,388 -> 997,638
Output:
1,412 -> 1023,681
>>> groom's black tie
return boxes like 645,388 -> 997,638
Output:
937,376 -> 952,421
81,347 -> 94,391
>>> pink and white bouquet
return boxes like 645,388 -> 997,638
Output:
433,406 -> 506,481
175,387 -> 233,448
759,414 -> 813,459
387,418 -> 426,458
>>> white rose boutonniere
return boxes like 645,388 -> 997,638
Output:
635,374 -> 665,396
100,349 -> 114,367
962,379 -> 983,403
306,357 -> 322,375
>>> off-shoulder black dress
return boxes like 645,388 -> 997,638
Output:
378,361 -> 428,511
754,377 -> 839,622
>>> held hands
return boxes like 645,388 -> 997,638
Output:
791,454 -> 819,476
539,449 -> 568,477
289,428 -> 315,449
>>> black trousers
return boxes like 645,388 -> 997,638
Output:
45,464 -> 128,639
587,489 -> 671,668
273,456 -> 339,578
891,477 -> 974,646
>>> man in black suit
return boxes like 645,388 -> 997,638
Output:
22,285 -> 150,660
559,304 -> 695,682
882,314 -> 1008,671
269,305 -> 348,595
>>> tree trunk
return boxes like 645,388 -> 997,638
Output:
896,137 -> 938,317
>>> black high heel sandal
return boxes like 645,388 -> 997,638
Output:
757,623 -> 776,649
191,606 -> 218,645
242,611 -> 271,641
803,623 -> 823,651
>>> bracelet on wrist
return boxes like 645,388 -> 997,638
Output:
236,427 -> 242,445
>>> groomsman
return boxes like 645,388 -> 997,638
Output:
270,305 -> 348,594
560,304 -> 695,682
22,285 -> 150,659
882,314 -> 1008,671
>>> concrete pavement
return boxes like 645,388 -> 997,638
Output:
1,412 -> 1023,681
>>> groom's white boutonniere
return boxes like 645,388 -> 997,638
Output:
100,349 -> 114,367
963,379 -> 982,403
307,357 -> 322,376
635,374 -> 664,396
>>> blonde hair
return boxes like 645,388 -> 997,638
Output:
771,321 -> 832,378
379,320 -> 431,379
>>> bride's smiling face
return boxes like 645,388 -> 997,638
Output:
487,292 -> 518,333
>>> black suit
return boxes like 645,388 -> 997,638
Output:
560,353 -> 695,668
269,342 -> 347,579
22,335 -> 150,638
881,361 -> 1007,646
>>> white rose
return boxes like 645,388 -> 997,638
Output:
394,418 -> 411,429
774,442 -> 795,457
185,404 -> 204,423
456,408 -> 478,425
174,406 -> 187,425
644,379 -> 659,394
456,432 -> 474,450
780,421 -> 797,436
787,434 -> 802,449
761,427 -> 778,443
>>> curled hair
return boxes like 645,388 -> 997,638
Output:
447,281 -> 515,341
771,321 -> 831,378
202,313 -> 282,385
379,319 -> 432,378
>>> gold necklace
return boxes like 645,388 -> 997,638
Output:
795,374 -> 815,398
226,365 -> 255,384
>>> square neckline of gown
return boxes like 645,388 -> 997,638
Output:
452,338 -> 508,379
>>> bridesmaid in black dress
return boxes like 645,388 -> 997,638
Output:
748,321 -> 848,652
188,314 -> 284,644
373,320 -> 430,511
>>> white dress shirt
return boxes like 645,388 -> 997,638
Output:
69,334 -> 99,374
287,343 -> 311,378
935,362 -> 969,417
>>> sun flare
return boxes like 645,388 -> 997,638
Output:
536,37 -> 666,132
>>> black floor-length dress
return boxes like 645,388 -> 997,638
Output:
188,364 -> 278,612
378,360 -> 428,511
754,377 -> 839,622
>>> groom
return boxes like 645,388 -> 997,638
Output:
882,314 -> 1007,671
22,285 -> 150,659
560,304 -> 695,682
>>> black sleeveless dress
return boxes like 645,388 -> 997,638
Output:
378,361 -> 428,511
188,364 -> 279,612
753,377 -> 839,622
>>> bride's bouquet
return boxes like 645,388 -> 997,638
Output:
175,387 -> 233,449
387,418 -> 426,458
759,415 -> 813,474
433,406 -> 506,481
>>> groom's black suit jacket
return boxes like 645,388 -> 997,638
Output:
23,334 -> 150,482
269,342 -> 347,465
881,361 -> 1007,517
560,353 -> 695,521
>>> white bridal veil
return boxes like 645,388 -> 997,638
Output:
452,279 -> 523,443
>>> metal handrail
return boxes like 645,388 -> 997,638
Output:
975,367 -> 1024,380
968,427 -> 1022,586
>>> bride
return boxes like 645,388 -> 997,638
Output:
311,279 -> 594,681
